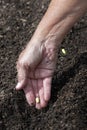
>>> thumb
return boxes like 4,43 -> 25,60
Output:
16,80 -> 26,90
16,61 -> 28,90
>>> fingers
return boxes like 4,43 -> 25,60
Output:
38,79 -> 47,108
32,79 -> 48,109
16,79 -> 27,90
43,77 -> 52,102
32,79 -> 41,109
16,60 -> 28,90
24,78 -> 51,109
16,77 -> 51,109
23,80 -> 35,106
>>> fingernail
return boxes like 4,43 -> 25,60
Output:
16,82 -> 21,90
36,106 -> 41,110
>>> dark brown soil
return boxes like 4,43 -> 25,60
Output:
0,0 -> 87,130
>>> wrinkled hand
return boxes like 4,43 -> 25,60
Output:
16,39 -> 57,109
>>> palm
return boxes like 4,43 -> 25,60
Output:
24,47 -> 56,109
16,41 -> 57,109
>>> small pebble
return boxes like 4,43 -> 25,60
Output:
0,35 -> 3,38
20,18 -> 27,22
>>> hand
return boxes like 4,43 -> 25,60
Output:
16,38 -> 57,109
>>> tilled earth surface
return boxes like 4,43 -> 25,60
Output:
0,0 -> 87,130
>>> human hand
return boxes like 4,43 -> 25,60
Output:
16,38 -> 57,109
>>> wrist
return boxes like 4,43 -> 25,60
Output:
30,16 -> 73,46
32,12 -> 85,45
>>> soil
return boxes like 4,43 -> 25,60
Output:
0,0 -> 87,130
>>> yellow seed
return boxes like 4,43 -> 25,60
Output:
61,48 -> 66,55
36,97 -> 40,103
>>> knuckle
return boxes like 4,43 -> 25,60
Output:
16,59 -> 26,68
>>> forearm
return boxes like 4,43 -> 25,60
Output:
31,0 -> 87,43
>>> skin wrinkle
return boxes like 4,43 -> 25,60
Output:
47,20 -> 65,40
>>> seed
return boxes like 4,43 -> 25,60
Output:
36,97 -> 40,103
61,48 -> 67,55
